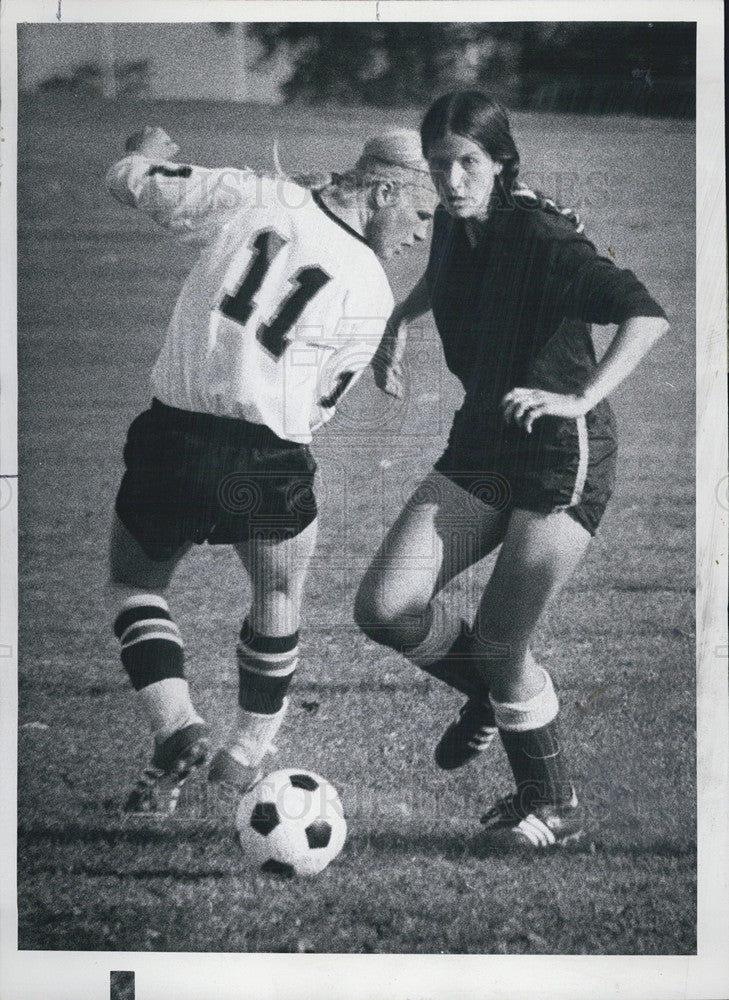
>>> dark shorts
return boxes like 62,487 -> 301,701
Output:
433,401 -> 617,535
115,399 -> 318,561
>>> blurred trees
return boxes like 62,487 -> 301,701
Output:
38,59 -> 150,98
248,22 -> 695,116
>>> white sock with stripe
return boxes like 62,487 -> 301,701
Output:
113,593 -> 204,745
226,621 -> 299,766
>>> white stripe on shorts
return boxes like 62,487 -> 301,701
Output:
568,415 -> 589,507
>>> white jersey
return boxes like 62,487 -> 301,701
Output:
106,155 -> 394,443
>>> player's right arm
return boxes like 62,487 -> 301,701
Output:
106,126 -> 260,241
372,272 -> 430,399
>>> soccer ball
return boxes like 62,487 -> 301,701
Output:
235,769 -> 347,876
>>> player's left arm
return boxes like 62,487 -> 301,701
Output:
106,126 -> 257,239
502,314 -> 669,433
502,235 -> 669,433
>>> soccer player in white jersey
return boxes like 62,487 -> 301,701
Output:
105,126 -> 436,814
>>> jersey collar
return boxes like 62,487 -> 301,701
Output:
312,190 -> 370,247
443,200 -> 513,251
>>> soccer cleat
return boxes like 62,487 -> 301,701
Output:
124,722 -> 209,816
207,748 -> 262,795
478,787 -> 583,851
434,698 -> 498,769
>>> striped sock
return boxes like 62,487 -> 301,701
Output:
227,620 -> 299,767
236,619 -> 298,715
490,669 -> 570,808
114,594 -> 202,743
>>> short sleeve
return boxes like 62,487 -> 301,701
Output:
546,232 -> 667,325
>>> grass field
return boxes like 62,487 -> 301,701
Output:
17,95 -> 696,954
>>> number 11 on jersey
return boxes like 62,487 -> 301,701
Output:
219,228 -> 332,360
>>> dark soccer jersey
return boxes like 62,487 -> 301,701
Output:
425,201 -> 666,425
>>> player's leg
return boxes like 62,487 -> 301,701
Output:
355,470 -> 507,692
107,514 -> 209,813
108,516 -> 199,744
208,518 -> 319,790
110,401 -> 236,812
471,507 -> 591,848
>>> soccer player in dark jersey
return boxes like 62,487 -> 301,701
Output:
355,90 -> 669,850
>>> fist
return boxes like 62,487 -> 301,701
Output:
371,316 -> 409,400
125,126 -> 180,160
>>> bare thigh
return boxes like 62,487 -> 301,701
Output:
355,471 -> 508,645
234,518 -> 318,636
108,514 -> 191,591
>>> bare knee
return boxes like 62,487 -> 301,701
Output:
354,577 -> 429,651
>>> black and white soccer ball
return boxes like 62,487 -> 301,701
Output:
235,769 -> 347,876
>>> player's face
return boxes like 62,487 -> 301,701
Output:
369,183 -> 437,260
426,133 -> 502,222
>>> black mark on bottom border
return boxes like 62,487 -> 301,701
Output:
110,971 -> 135,1000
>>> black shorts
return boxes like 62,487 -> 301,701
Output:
433,401 -> 617,535
115,399 -> 318,561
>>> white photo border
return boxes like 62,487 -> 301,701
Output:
1,2 -> 726,998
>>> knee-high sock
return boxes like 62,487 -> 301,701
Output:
490,668 -> 571,808
227,619 -> 298,767
113,594 -> 203,744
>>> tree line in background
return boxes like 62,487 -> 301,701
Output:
245,22 -> 695,117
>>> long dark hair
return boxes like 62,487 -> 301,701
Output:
420,90 -> 520,197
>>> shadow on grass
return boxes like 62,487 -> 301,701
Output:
351,828 -> 696,862
19,819 -> 224,847
18,818 -> 696,884
18,677 -> 438,697
19,820 -> 238,880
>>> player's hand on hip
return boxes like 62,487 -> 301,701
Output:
125,126 -> 180,160
372,311 -> 408,400
501,387 -> 589,434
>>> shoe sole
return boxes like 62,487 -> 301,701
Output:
478,827 -> 584,854
124,737 -> 209,817
555,829 -> 584,848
